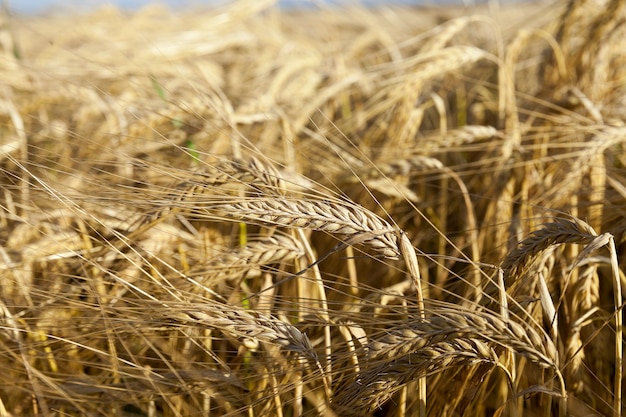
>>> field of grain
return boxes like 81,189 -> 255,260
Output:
0,0 -> 625,416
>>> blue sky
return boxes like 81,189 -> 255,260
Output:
8,0 -> 470,15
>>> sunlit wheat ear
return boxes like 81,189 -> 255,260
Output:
503,216 -> 623,415
137,156 -> 288,225
157,157 -> 284,196
331,338 -> 498,416
411,312 -> 556,368
218,234 -> 305,266
190,234 -> 305,284
350,155 -> 444,202
210,156 -> 287,195
501,216 -> 598,277
330,308 -> 561,416
422,125 -> 502,149
169,300 -> 332,405
364,155 -> 445,177
160,301 -> 319,361
210,198 -> 401,259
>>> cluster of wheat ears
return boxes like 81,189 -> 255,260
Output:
0,0 -> 625,416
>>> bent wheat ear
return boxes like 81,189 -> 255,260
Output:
185,234 -> 306,287
373,310 -> 558,371
331,338 -> 499,416
362,155 -> 445,178
212,156 -> 287,195
501,217 -> 598,276
330,308 -> 560,415
220,234 -> 305,266
165,302 -> 319,361
211,198 -> 401,259
137,157 -> 287,229
208,234 -> 304,272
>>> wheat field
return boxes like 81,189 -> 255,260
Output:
0,0 -> 625,416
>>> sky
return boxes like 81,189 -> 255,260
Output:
7,0 -> 475,15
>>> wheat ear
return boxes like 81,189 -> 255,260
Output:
330,308 -> 561,415
211,198 -> 401,259
157,301 -> 319,362
501,216 -> 598,276
190,234 -> 305,284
